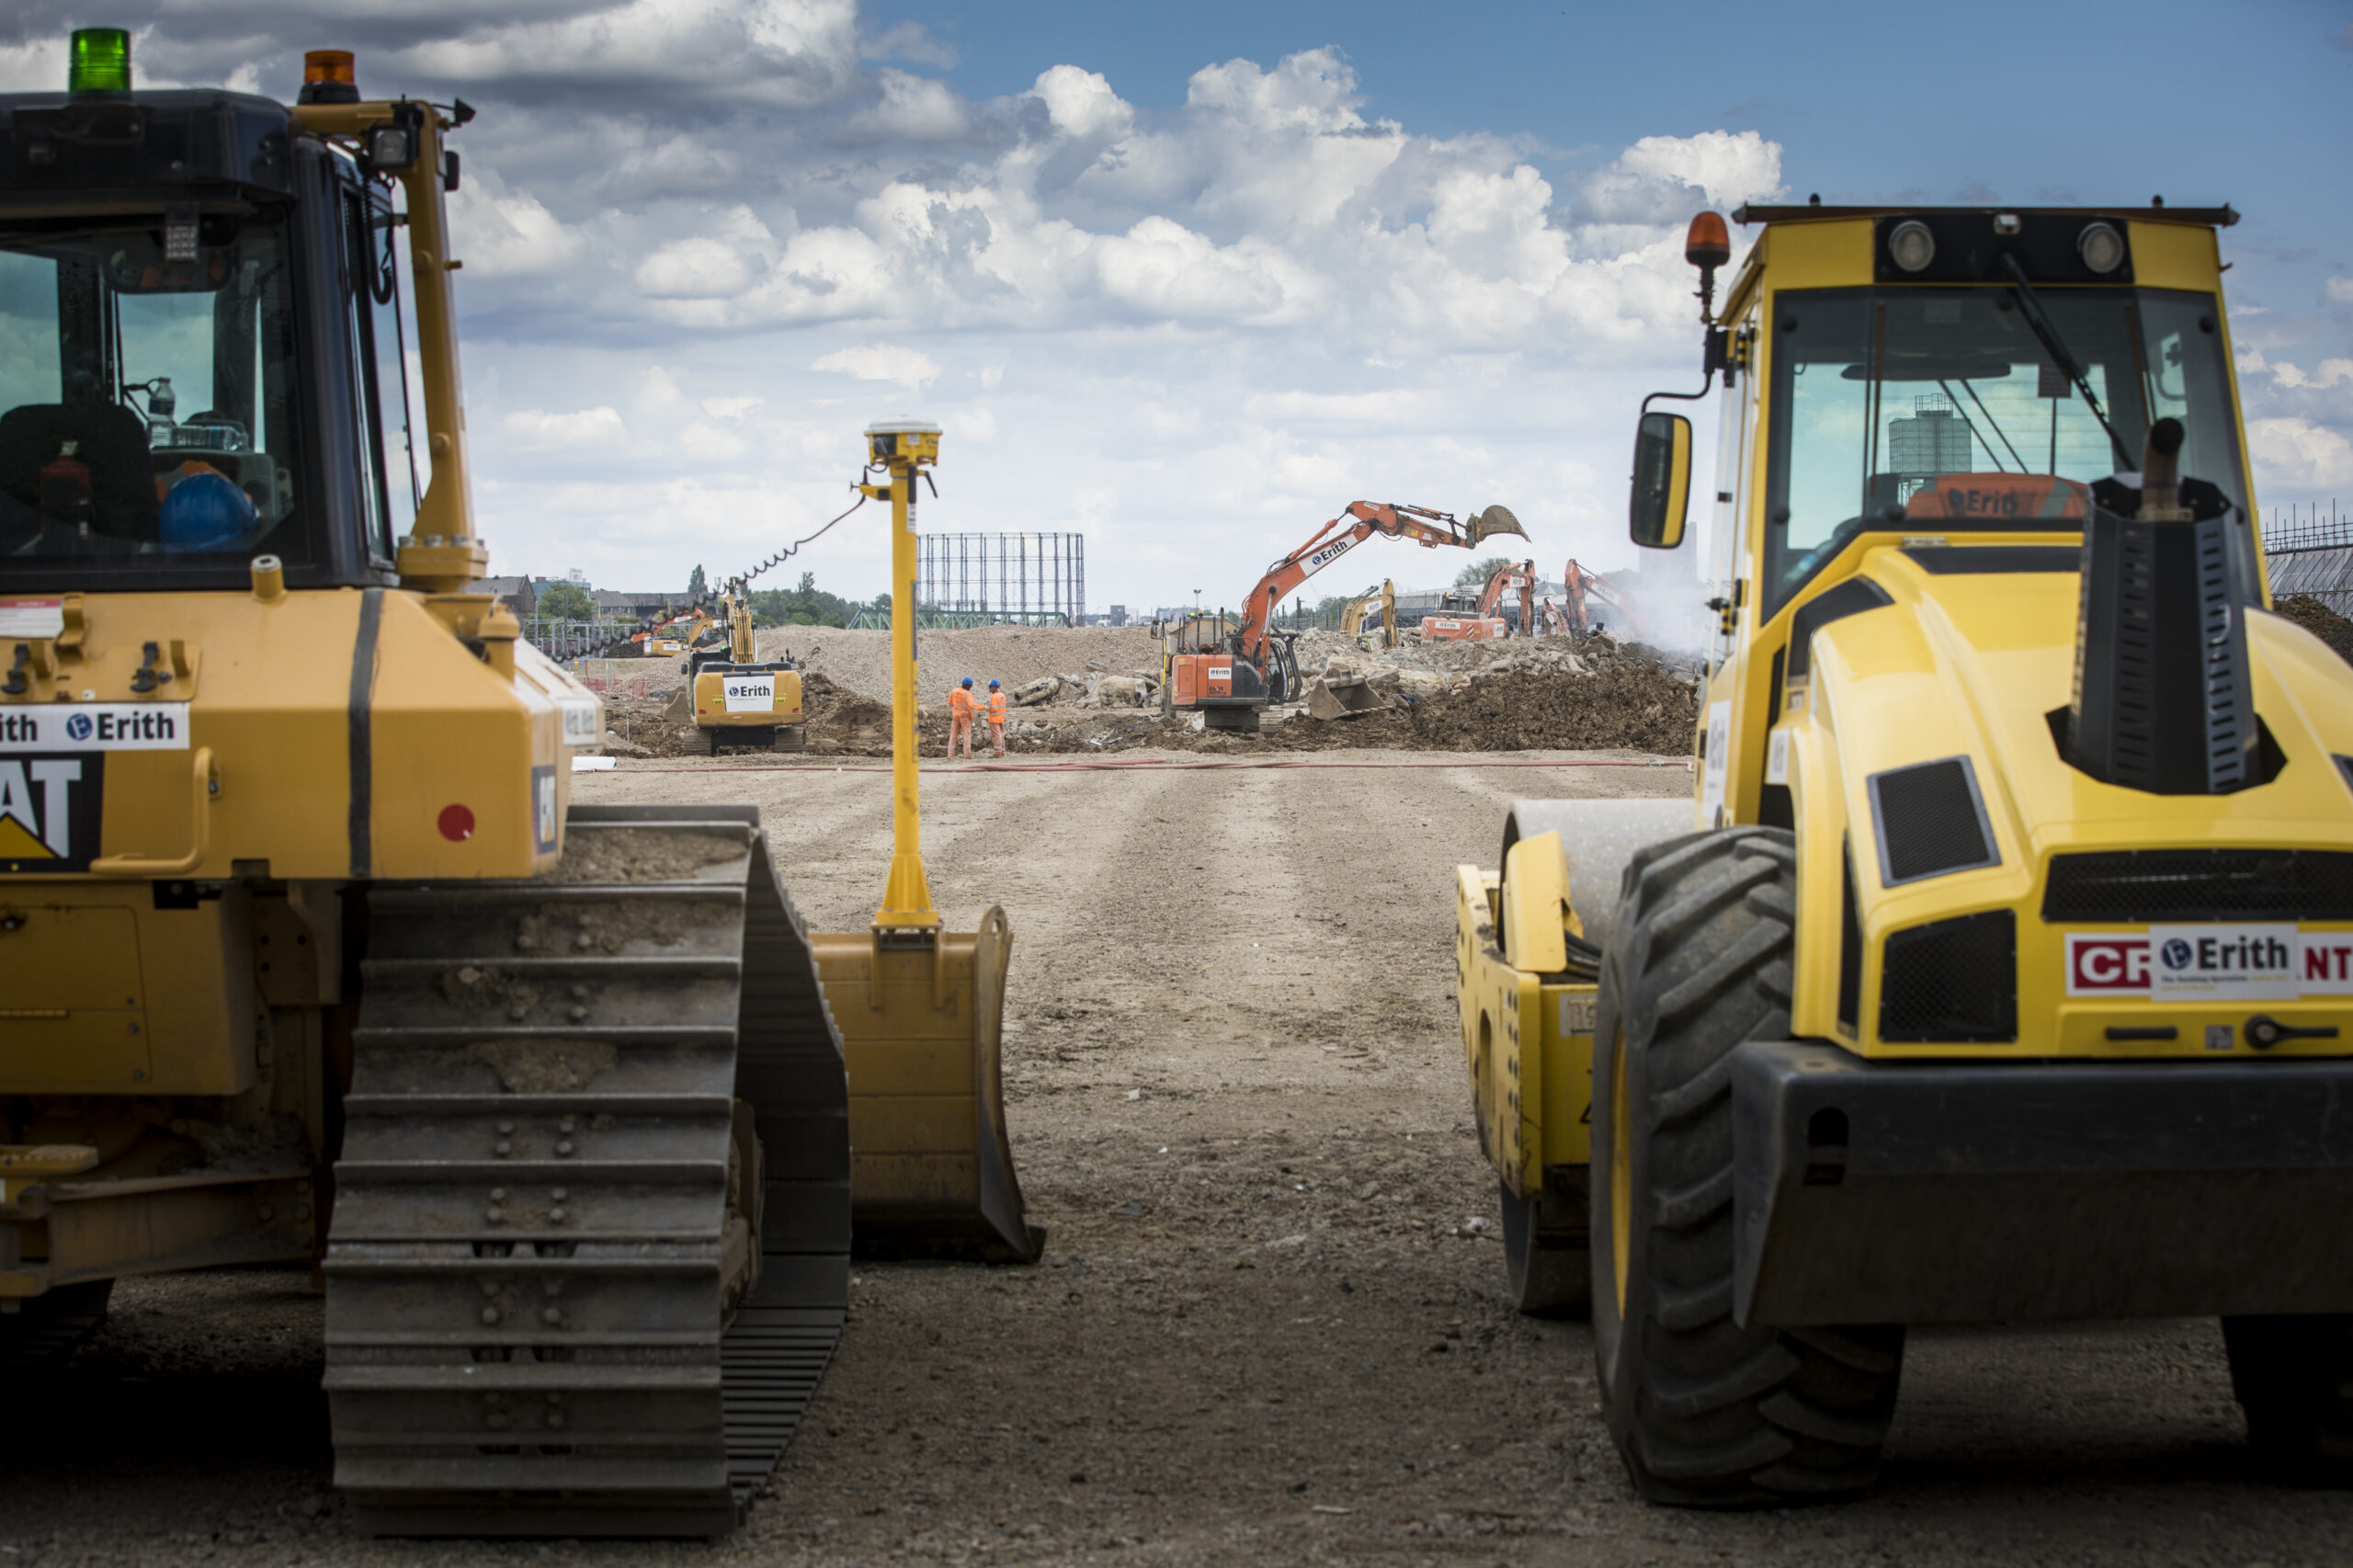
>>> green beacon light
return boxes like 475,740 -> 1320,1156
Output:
68,28 -> 132,96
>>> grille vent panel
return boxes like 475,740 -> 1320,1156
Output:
2041,849 -> 2353,924
1870,757 -> 1999,885
1880,911 -> 2018,1042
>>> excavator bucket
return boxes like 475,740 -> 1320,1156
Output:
811,916 -> 1043,1264
1305,673 -> 1392,720
1468,504 -> 1528,545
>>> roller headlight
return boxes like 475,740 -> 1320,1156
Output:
1888,220 -> 1936,273
2078,221 -> 2125,274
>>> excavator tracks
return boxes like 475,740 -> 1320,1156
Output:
324,804 -> 849,1537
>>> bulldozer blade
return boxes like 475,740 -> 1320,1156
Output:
810,907 -> 1044,1264
1468,504 -> 1527,544
1305,675 -> 1392,721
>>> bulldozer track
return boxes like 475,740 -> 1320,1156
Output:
0,1281 -> 113,1376
324,804 -> 850,1537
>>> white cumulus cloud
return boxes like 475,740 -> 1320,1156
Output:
2250,416 -> 2353,492
812,343 -> 941,388
501,406 -> 629,450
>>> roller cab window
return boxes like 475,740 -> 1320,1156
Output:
1761,286 -> 2247,617
0,210 -> 315,574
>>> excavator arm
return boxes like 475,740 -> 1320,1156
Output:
1474,559 -> 1539,634
726,582 -> 756,664
1231,501 -> 1525,671
1561,559 -> 1636,640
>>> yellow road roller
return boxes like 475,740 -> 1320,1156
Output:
1458,199 -> 2353,1502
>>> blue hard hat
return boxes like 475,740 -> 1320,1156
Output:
989,678 -> 1000,687
159,469 -> 258,552
961,676 -> 973,686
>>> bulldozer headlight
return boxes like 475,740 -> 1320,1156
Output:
2078,221 -> 2125,274
366,123 -> 418,173
1887,220 -> 1936,273
68,27 -> 132,96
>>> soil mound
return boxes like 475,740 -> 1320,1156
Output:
802,671 -> 893,754
1189,665 -> 1698,756
2275,596 -> 2353,668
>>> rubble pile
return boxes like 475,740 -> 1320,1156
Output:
582,624 -> 1703,760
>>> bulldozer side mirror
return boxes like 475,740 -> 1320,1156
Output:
1629,411 -> 1691,550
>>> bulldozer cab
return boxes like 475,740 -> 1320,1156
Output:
1,98 -> 415,590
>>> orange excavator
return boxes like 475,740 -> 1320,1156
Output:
1165,500 -> 1525,731
1552,557 -> 1639,639
1426,557 -> 1540,641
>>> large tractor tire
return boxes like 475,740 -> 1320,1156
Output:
1590,825 -> 1904,1506
2222,1314 -> 2353,1485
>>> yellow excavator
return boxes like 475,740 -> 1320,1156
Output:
1338,579 -> 1396,649
0,30 -> 1033,1536
688,581 -> 805,754
1458,200 -> 2353,1502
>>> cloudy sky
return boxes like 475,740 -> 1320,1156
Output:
5,1 -> 2347,609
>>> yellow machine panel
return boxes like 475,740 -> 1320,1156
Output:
1455,865 -> 1595,1198
691,665 -> 804,727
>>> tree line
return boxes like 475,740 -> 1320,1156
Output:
529,569 -> 887,630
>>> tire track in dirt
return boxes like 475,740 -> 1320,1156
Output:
12,760 -> 2348,1566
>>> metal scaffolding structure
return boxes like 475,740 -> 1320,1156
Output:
916,532 -> 1084,625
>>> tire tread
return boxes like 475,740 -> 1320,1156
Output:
1595,825 -> 1903,1508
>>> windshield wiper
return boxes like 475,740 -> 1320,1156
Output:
1998,253 -> 2132,470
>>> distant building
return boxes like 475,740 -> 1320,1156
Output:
1889,394 -> 1975,497
468,575 -> 537,618
591,589 -> 695,621
1108,605 -> 1127,627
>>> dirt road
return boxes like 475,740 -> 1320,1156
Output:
7,750 -> 2349,1566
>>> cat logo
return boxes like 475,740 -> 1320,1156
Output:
0,753 -> 106,874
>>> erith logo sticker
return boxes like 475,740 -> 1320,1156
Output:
1307,538 -> 1356,569
0,754 -> 105,873
2066,926 -> 2353,1001
0,703 -> 189,752
722,675 -> 775,714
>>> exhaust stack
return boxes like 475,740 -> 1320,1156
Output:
2065,417 -> 2263,795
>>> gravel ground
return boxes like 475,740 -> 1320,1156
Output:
6,753 -> 2349,1566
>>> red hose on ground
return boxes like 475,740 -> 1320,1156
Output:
600,756 -> 1690,775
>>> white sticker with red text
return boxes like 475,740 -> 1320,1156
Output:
0,597 -> 63,639
2066,926 -> 2353,1001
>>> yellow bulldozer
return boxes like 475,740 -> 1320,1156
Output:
0,30 -> 1034,1535
1458,199 -> 2353,1501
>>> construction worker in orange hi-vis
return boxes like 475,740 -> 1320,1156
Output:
986,678 -> 1009,756
949,676 -> 978,758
